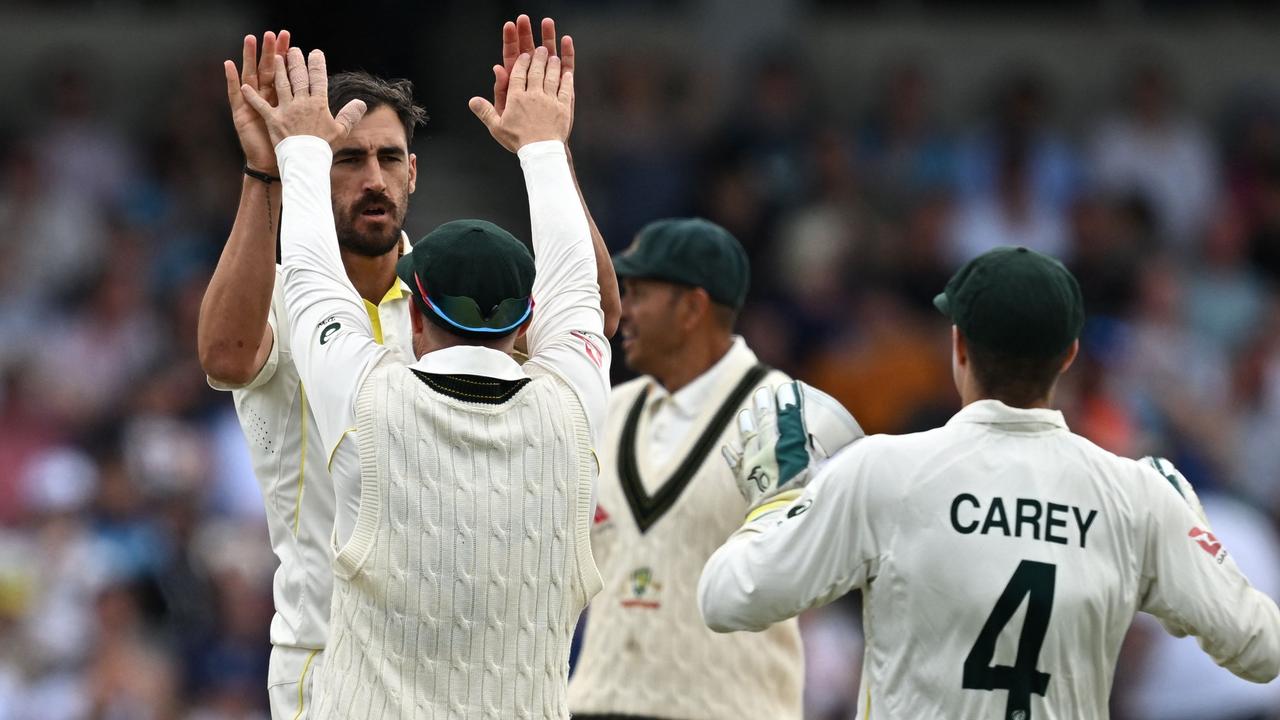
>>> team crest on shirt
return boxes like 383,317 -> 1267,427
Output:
620,566 -> 662,609
1189,527 -> 1228,564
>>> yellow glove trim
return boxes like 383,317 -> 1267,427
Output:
744,489 -> 803,523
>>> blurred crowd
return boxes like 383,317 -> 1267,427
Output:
0,20 -> 1279,720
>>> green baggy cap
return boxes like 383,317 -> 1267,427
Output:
613,218 -> 750,309
934,246 -> 1084,357
395,219 -> 535,338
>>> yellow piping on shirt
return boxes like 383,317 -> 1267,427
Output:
328,428 -> 356,472
292,649 -> 320,720
292,386 -> 308,536
865,683 -> 872,718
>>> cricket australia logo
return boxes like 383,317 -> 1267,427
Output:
620,566 -> 662,609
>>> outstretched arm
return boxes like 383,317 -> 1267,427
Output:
1137,460 -> 1280,683
199,31 -> 290,387
240,47 -> 384,453
495,15 -> 619,338
699,444 -> 881,633
701,388 -> 870,632
470,48 -> 610,442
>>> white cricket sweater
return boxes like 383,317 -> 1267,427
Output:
568,344 -> 804,720
312,361 -> 600,719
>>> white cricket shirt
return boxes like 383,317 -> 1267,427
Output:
640,336 -> 753,471
700,399 -> 1280,720
209,245 -> 412,652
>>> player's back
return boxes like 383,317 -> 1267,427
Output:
701,401 -> 1280,719
314,361 -> 602,720
842,399 -> 1275,719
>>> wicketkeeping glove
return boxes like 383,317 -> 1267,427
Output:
1141,455 -> 1211,528
722,380 -> 864,522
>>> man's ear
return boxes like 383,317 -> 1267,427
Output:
516,315 -> 533,338
1060,339 -> 1080,374
410,300 -> 424,332
408,152 -> 418,194
680,287 -> 713,332
952,325 -> 967,368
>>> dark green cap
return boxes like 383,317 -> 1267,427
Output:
933,246 -> 1084,357
395,219 -> 535,338
613,218 -> 750,309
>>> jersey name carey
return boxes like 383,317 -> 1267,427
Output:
950,493 -> 1099,549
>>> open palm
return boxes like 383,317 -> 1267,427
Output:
224,30 -> 291,174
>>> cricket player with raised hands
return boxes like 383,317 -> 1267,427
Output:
202,30 -> 426,717
241,43 -> 607,718
700,246 -> 1280,719
200,18 -> 615,718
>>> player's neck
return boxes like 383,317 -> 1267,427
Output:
341,247 -> 400,304
965,396 -> 1054,410
654,334 -> 733,394
961,386 -> 1055,411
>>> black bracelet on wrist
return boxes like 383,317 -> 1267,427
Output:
243,164 -> 280,184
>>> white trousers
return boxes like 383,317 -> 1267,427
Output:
268,645 -> 325,720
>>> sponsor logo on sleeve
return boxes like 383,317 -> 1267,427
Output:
320,322 -> 341,345
570,330 -> 604,369
1189,526 -> 1228,564
786,498 -> 813,519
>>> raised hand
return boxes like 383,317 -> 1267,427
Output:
493,15 -> 576,136
470,47 -> 573,153
240,48 -> 367,148
224,30 -> 291,174
722,381 -> 865,520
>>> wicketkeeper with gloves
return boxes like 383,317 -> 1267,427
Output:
567,218 -> 862,720
699,246 -> 1280,720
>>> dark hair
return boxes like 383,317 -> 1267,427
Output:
328,71 -> 428,145
657,282 -> 739,331
966,336 -> 1070,408
710,301 -> 739,331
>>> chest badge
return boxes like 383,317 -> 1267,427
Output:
620,566 -> 663,609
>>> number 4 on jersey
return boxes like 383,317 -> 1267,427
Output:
963,560 -> 1057,720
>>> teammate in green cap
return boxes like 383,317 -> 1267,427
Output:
700,246 -> 1280,719
568,216 -> 863,720
238,37 -> 608,718
199,19 -> 616,718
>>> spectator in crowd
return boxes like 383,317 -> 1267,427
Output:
1090,61 -> 1219,252
955,71 -> 1080,215
857,60 -> 956,213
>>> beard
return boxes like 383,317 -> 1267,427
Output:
334,190 -> 408,257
